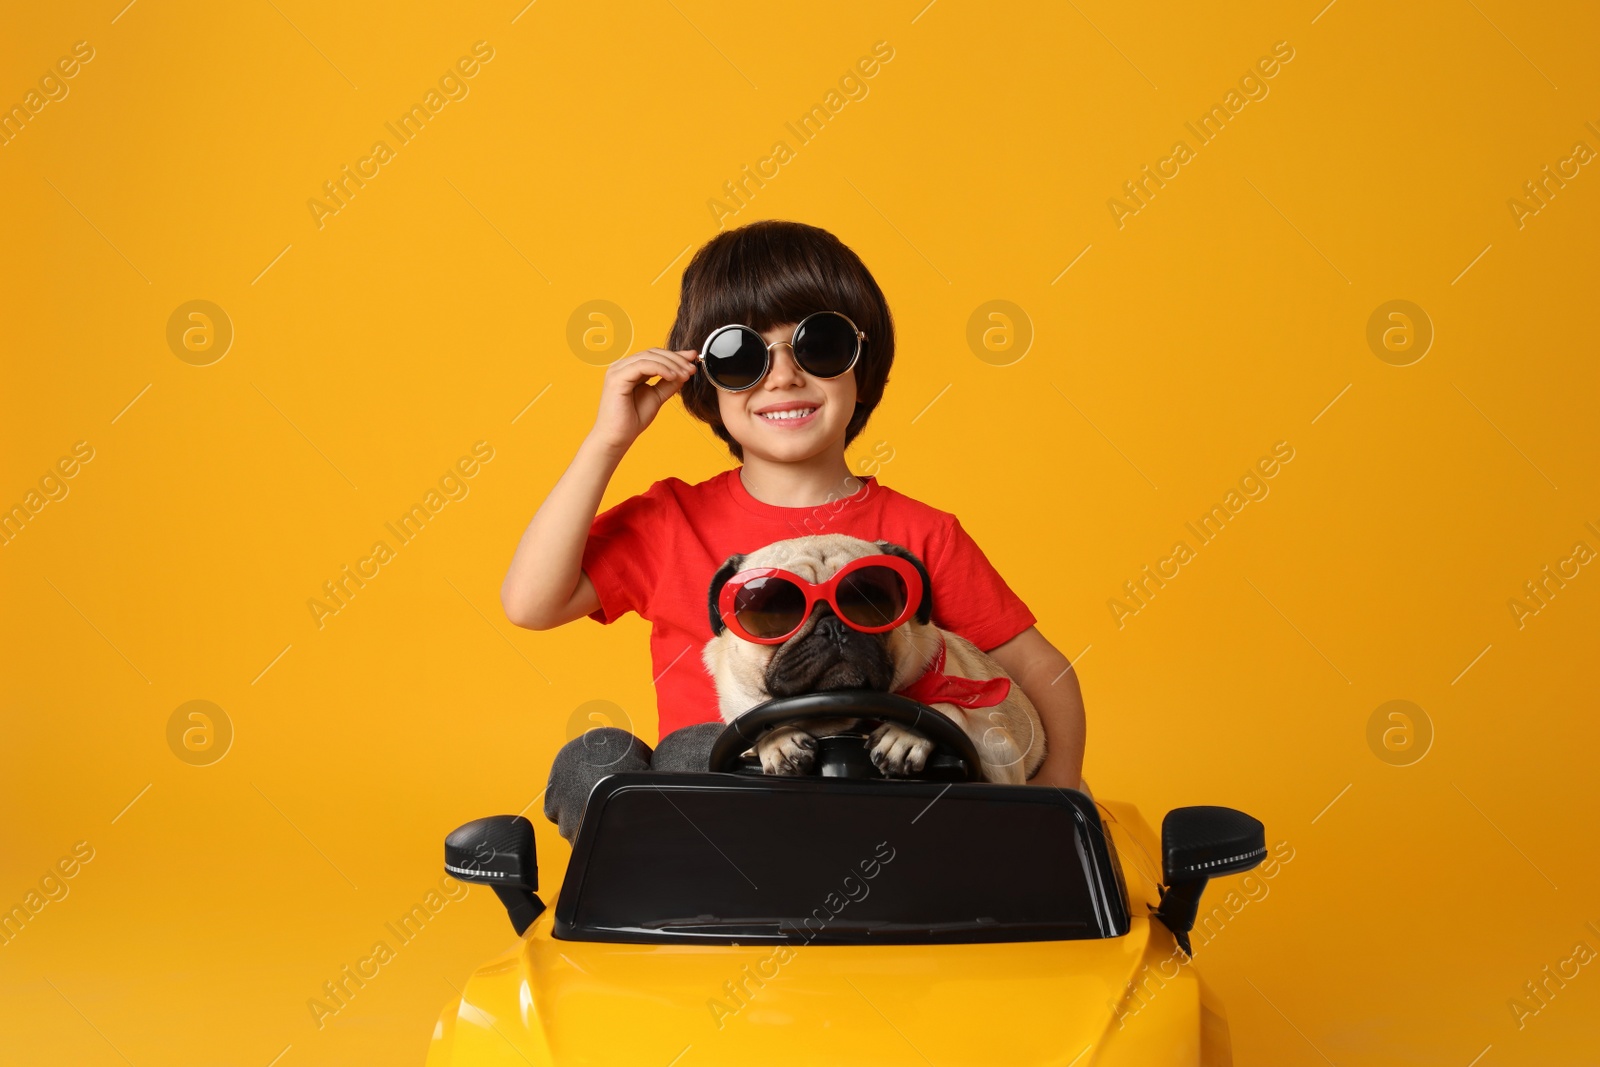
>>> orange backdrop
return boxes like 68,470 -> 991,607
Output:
2,1 -> 1597,1064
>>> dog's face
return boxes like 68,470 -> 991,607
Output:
701,534 -> 937,720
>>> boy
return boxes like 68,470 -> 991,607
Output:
501,220 -> 1086,841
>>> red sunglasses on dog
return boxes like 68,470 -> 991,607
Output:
717,554 -> 925,645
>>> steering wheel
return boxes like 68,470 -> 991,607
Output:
708,689 -> 984,782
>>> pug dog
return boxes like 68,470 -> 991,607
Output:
701,533 -> 1045,784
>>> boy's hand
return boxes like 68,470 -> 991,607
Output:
589,347 -> 700,456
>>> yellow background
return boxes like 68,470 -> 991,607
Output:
3,1 -> 1597,1064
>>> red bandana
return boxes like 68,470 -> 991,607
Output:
894,632 -> 1012,709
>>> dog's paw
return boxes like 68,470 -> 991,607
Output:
757,727 -> 816,775
868,722 -> 934,777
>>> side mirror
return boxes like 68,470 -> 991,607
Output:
445,815 -> 546,935
1151,805 -> 1265,956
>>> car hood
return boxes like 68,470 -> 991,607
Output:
429,914 -> 1205,1066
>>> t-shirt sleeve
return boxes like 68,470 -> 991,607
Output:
581,486 -> 663,625
927,514 -> 1037,652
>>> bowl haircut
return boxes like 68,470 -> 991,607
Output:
670,219 -> 896,462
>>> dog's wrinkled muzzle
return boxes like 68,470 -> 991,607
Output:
764,606 -> 895,697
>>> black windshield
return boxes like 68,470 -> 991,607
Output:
553,774 -> 1128,945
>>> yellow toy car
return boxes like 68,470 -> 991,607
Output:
428,691 -> 1265,1066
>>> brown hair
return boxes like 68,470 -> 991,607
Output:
669,220 -> 895,462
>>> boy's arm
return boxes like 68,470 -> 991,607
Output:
500,346 -> 699,630
987,626 -> 1087,790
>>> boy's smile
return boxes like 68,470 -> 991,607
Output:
717,321 -> 857,461
753,400 -> 819,426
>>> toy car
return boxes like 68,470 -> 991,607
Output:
427,690 -> 1265,1066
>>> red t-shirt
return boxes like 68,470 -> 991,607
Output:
581,468 -> 1037,739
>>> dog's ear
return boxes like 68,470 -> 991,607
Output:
706,552 -> 747,636
873,541 -> 933,625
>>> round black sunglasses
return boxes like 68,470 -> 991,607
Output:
698,311 -> 867,392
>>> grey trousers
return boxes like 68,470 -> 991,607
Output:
543,722 -> 724,842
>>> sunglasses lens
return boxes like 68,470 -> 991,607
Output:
793,313 -> 859,378
704,327 -> 768,390
733,576 -> 808,639
835,566 -> 908,630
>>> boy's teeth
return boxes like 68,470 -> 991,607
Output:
759,408 -> 816,421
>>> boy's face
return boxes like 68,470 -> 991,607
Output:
715,321 -> 857,463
